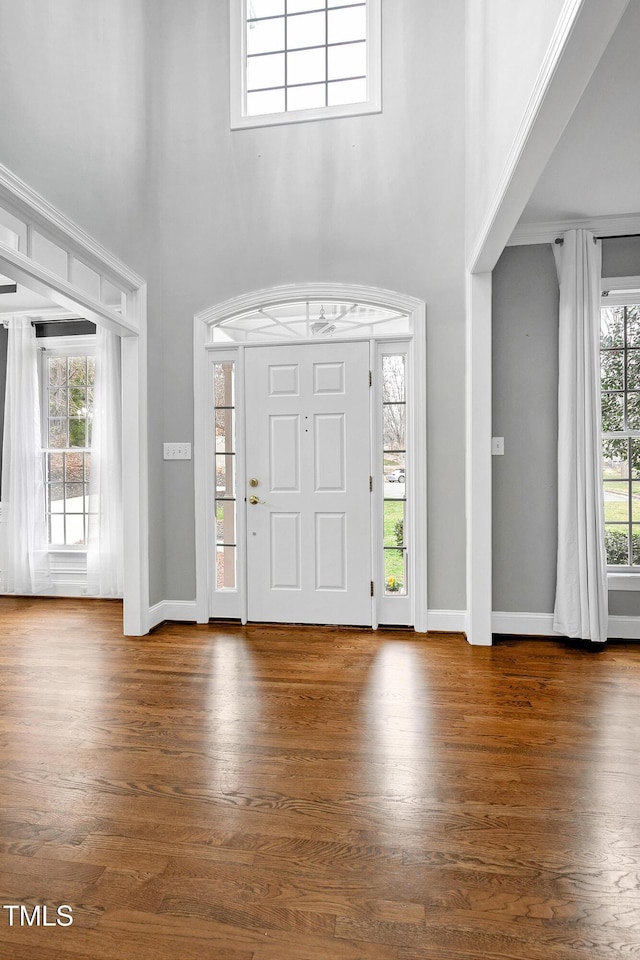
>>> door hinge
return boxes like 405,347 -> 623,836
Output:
369,475 -> 373,492
369,370 -> 372,386
370,581 -> 374,597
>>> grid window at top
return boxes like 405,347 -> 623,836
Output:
601,305 -> 640,434
246,1 -> 368,117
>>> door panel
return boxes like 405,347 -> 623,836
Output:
270,512 -> 301,589
315,512 -> 347,590
245,341 -> 371,625
270,416 -> 300,490
314,414 -> 345,490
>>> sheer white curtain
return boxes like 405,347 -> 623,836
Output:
553,229 -> 608,642
87,326 -> 123,597
0,317 -> 51,594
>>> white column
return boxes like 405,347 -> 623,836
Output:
193,317 -> 210,623
121,293 -> 150,637
465,270 -> 493,646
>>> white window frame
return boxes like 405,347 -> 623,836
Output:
376,339 -> 412,626
230,0 -> 382,130
39,333 -> 96,558
210,354 -> 243,616
601,279 -> 640,591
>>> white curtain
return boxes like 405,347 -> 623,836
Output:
0,317 -> 51,594
553,229 -> 608,642
87,326 -> 123,597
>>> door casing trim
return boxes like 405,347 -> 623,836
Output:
193,283 -> 427,632
0,161 -> 149,636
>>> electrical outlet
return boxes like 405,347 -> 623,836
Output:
491,437 -> 504,456
164,442 -> 192,460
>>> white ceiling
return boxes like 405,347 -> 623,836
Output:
520,0 -> 640,224
0,272 -> 59,315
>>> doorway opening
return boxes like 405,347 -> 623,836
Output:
194,284 -> 427,632
0,168 -> 148,635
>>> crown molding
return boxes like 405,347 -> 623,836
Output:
0,161 -> 144,290
0,241 -> 138,339
467,0 -> 588,272
467,0 -> 631,273
508,212 -> 640,246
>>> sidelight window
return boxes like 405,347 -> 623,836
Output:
382,352 -> 407,596
214,360 -> 237,588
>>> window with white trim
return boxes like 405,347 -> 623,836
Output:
601,301 -> 640,566
40,337 -> 96,548
231,0 -> 381,128
382,353 -> 407,595
214,360 -> 237,589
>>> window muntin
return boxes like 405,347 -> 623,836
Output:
601,303 -> 640,566
232,0 -> 381,128
382,354 -> 406,595
41,343 -> 95,547
214,361 -> 237,589
212,300 -> 409,342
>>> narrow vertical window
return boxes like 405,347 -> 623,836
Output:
382,354 -> 407,595
231,0 -> 381,128
43,350 -> 95,546
214,361 -> 237,588
601,303 -> 640,566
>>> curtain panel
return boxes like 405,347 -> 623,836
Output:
0,317 -> 51,594
553,229 -> 608,642
87,326 -> 123,597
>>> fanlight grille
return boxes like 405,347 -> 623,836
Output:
211,300 -> 409,342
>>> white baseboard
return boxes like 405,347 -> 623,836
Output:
492,610 -> 640,641
607,616 -> 640,640
148,600 -> 199,630
492,611 -> 558,636
426,609 -> 466,633
147,603 -> 467,634
145,605 -> 640,640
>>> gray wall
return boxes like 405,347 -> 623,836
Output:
147,0 -> 468,608
0,0 -> 149,277
492,237 -> 640,616
492,244 -> 559,612
0,1 -> 468,612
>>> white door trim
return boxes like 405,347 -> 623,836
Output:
0,162 -> 149,636
193,283 -> 427,632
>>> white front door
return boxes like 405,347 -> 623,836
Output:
244,341 -> 372,625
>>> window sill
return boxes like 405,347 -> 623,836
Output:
231,100 -> 381,131
608,572 -> 640,591
49,549 -> 87,580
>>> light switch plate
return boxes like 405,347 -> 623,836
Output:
492,437 -> 504,456
164,442 -> 191,460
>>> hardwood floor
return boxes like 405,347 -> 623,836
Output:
1,597 -> 640,959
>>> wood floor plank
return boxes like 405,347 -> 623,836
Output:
2,598 -> 640,959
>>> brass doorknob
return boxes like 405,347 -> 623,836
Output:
249,495 -> 260,505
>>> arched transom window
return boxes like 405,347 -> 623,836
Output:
211,300 -> 410,342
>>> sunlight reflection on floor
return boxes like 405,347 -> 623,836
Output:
363,641 -> 433,802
